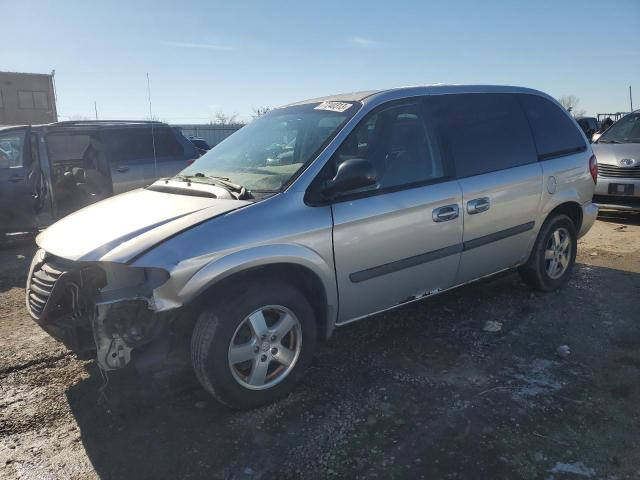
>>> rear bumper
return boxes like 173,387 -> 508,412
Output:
579,201 -> 598,238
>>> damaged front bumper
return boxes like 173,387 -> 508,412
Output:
26,249 -> 173,371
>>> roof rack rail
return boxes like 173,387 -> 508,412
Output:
52,120 -> 166,126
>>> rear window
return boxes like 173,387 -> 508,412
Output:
424,93 -> 537,178
519,94 -> 586,159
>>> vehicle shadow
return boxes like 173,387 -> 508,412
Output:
597,209 -> 640,226
0,239 -> 36,293
65,262 -> 640,480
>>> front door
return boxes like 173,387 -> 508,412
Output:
0,128 -> 37,233
329,102 -> 463,323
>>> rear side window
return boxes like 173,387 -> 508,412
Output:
153,127 -> 185,159
102,128 -> 155,164
424,93 -> 537,178
519,94 -> 586,159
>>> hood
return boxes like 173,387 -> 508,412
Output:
37,188 -> 250,263
592,142 -> 640,166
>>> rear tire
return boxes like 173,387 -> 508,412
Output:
518,214 -> 577,291
191,279 -> 317,409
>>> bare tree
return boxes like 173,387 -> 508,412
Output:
144,114 -> 166,123
213,111 -> 242,125
558,95 -> 586,117
66,114 -> 92,121
251,106 -> 271,119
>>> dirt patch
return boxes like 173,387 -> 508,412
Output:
1,215 -> 639,479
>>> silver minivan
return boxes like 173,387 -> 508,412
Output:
27,85 -> 598,408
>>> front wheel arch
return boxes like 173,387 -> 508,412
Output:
187,262 -> 333,341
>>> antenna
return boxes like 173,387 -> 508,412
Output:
630,86 -> 634,112
147,72 -> 158,178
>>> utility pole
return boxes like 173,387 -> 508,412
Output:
94,101 -> 98,120
147,73 -> 158,178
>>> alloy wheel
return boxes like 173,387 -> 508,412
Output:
227,305 -> 302,390
544,227 -> 572,280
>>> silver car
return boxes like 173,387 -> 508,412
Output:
27,85 -> 598,408
592,110 -> 640,211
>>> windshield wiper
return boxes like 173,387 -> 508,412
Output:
173,173 -> 252,200
598,139 -> 621,144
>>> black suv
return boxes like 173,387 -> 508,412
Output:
0,120 -> 199,235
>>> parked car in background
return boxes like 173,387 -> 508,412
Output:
592,110 -> 640,211
576,117 -> 599,142
187,136 -> 211,156
0,120 -> 199,235
27,85 -> 597,409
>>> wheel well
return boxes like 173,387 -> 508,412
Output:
548,202 -> 582,232
191,263 -> 330,341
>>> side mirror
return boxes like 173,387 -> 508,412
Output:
322,158 -> 376,196
592,132 -> 602,143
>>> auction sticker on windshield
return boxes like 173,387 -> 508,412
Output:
314,101 -> 352,113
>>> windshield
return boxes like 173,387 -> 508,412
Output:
599,113 -> 640,143
180,102 -> 358,191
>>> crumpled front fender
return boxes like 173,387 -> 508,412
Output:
150,243 -> 338,333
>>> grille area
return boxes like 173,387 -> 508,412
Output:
27,258 -> 67,319
598,164 -> 640,179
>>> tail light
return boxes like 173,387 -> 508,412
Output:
589,155 -> 598,184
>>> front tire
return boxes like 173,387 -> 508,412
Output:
518,214 -> 577,291
191,280 -> 317,409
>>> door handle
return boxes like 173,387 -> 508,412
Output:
432,204 -> 460,222
8,176 -> 24,183
116,166 -> 130,173
467,197 -> 490,214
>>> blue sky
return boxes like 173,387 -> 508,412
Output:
2,0 -> 639,122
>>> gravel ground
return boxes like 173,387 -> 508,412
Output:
1,212 -> 639,480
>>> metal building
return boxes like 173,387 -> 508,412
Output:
0,71 -> 58,126
175,124 -> 243,147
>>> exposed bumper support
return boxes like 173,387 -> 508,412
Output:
27,250 -> 174,370
93,296 -> 154,370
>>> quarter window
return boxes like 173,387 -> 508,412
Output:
519,94 -> 586,159
424,93 -> 538,178
331,103 -> 445,193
